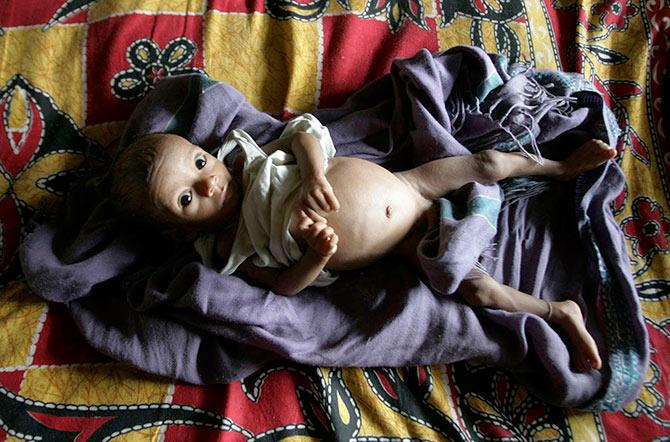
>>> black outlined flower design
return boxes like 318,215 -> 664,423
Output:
111,37 -> 203,101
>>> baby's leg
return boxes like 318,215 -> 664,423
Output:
395,139 -> 615,200
459,274 -> 602,372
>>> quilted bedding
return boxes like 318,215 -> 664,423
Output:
1,0 -> 668,440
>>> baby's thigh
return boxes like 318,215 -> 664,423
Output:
394,155 -> 488,199
392,170 -> 434,211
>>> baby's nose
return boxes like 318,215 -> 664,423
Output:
195,175 -> 218,196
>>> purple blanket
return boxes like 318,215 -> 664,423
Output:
19,46 -> 648,410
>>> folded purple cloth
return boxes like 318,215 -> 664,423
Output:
20,46 -> 647,410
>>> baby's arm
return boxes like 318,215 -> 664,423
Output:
235,221 -> 338,296
263,132 -> 340,213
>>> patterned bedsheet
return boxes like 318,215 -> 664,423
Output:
1,0 -> 668,440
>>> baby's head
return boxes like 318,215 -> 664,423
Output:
110,133 -> 240,235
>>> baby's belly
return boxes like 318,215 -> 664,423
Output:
296,157 -> 431,271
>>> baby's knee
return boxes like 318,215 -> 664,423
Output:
459,277 -> 496,307
474,150 -> 506,183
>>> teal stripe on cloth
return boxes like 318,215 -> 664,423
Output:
470,54 -> 506,101
439,195 -> 501,228
475,72 -> 504,102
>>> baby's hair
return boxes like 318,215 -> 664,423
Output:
109,133 -> 167,228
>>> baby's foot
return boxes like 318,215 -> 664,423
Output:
548,300 -> 602,372
559,139 -> 615,180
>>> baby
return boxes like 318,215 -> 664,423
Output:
110,114 -> 616,372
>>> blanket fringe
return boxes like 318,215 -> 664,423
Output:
449,71 -> 577,168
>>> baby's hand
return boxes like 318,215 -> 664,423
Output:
298,212 -> 338,258
301,174 -> 340,214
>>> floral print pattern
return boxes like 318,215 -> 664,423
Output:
461,371 -> 565,441
111,37 -> 203,100
591,0 -> 639,32
621,197 -> 670,260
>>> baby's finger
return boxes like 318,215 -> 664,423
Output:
324,190 -> 340,212
318,226 -> 335,240
305,194 -> 320,212
313,191 -> 331,212
305,207 -> 327,224
308,193 -> 330,214
322,233 -> 338,256
308,221 -> 327,236
297,210 -> 313,230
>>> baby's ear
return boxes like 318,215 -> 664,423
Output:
160,226 -> 197,242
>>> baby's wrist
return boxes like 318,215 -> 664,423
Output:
304,171 -> 326,184
306,247 -> 334,262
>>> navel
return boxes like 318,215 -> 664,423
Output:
385,205 -> 392,219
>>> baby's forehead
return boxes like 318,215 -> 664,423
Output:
147,135 -> 199,196
150,133 -> 192,150
150,134 -> 197,162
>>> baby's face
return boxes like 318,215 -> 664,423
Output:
148,134 -> 240,232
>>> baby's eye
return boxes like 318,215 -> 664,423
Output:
179,191 -> 192,208
195,154 -> 207,170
